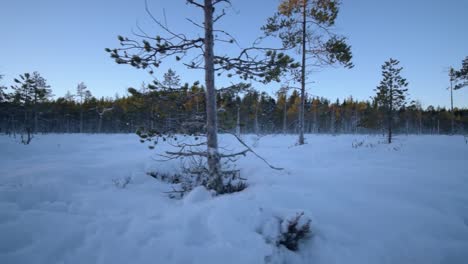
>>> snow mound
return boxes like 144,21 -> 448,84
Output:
183,186 -> 214,205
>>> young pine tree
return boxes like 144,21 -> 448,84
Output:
11,72 -> 51,143
107,0 -> 294,194
76,82 -> 91,133
374,59 -> 409,143
263,0 -> 353,144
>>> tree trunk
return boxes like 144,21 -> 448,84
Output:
313,107 -> 317,133
387,113 -> 392,144
406,118 -> 409,135
204,0 -> 221,189
298,1 -> 307,145
450,78 -> 454,134
34,112 -> 38,133
283,97 -> 287,134
254,101 -> 259,134
150,101 -> 154,130
354,111 -> 359,134
79,108 -> 83,133
236,105 -> 241,137
98,115 -> 103,133
388,87 -> 393,144
418,111 -> 422,134
330,108 -> 335,135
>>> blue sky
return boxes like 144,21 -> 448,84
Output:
0,0 -> 467,108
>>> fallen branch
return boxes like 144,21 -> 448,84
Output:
226,132 -> 284,170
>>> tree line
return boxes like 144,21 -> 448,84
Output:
1,69 -> 467,138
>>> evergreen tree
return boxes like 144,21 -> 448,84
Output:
276,87 -> 289,134
76,82 -> 91,133
454,56 -> 468,90
0,75 -> 7,103
263,0 -> 353,144
106,0 -> 294,193
11,73 -> 37,143
0,75 -> 9,134
162,68 -> 181,89
374,59 -> 409,143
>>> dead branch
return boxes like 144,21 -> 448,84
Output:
225,132 -> 284,170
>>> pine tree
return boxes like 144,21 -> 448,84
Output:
454,56 -> 468,90
162,68 -> 181,89
263,0 -> 353,144
76,82 -> 90,133
0,75 -> 7,102
11,73 -> 40,142
106,0 -> 293,194
0,75 -> 9,134
374,59 -> 409,143
276,86 -> 290,134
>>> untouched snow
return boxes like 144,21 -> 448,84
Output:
1,134 -> 468,264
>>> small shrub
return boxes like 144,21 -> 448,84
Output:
147,168 -> 247,199
112,176 -> 132,188
278,212 -> 312,251
352,140 -> 364,148
147,171 -> 182,184
352,139 -> 376,149
258,211 -> 312,252
215,169 -> 247,194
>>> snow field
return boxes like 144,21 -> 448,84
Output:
1,134 -> 468,263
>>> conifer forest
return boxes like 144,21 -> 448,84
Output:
1,66 -> 467,137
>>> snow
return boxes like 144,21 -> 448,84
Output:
183,186 -> 214,205
1,134 -> 468,264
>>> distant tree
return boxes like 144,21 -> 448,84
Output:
217,83 -> 251,136
64,91 -> 75,102
162,68 -> 181,89
276,86 -> 290,134
329,100 -> 338,135
93,105 -> 113,133
0,75 -> 9,134
76,82 -> 91,133
11,72 -> 36,141
149,69 -> 187,132
263,0 -> 353,145
447,57 -> 468,134
448,68 -> 457,134
0,75 -> 7,103
374,59 -> 409,143
30,72 -> 52,132
9,72 -> 52,141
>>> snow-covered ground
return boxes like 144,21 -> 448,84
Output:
1,134 -> 468,264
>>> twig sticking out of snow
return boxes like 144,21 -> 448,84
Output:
225,131 -> 284,171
